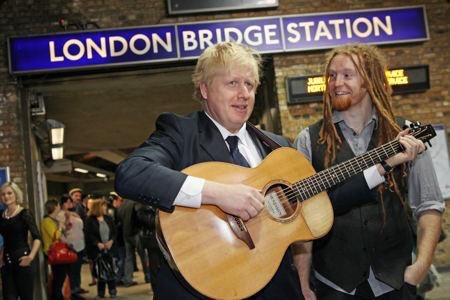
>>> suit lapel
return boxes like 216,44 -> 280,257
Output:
197,112 -> 233,163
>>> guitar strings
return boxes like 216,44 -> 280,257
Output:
269,140 -> 400,203
266,136 -> 407,204
270,127 -> 428,204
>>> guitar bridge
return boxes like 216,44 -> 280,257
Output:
226,214 -> 255,249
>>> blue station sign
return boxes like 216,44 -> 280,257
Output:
0,167 -> 10,185
8,6 -> 429,74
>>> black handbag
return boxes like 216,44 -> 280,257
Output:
93,250 -> 116,281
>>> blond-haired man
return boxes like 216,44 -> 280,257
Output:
115,42 -> 308,299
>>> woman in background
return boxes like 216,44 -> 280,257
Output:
0,182 -> 41,300
41,199 -> 74,300
58,195 -> 88,296
85,196 -> 117,298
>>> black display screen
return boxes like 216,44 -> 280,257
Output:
167,0 -> 278,15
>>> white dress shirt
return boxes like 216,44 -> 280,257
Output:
173,112 -> 262,208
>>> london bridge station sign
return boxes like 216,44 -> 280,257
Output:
8,6 -> 428,75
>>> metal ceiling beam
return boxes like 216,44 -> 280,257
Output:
45,173 -> 113,183
91,150 -> 127,164
43,159 -> 115,181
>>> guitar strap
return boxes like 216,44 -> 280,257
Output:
246,122 -> 282,151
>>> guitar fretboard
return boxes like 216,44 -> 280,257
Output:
291,132 -> 421,202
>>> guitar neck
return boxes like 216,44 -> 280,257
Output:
293,139 -> 402,201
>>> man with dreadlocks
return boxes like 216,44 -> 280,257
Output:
295,43 -> 444,299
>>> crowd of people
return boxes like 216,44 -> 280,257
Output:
0,41 -> 446,300
0,184 -> 156,299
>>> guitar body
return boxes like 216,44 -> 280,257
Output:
158,147 -> 334,299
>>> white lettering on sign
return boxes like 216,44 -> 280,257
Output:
153,33 -> 172,53
129,34 -> 151,55
49,41 -> 63,62
328,19 -> 344,39
181,24 -> 280,51
63,39 -> 85,61
300,22 -> 314,41
198,29 -> 214,49
245,25 -> 263,46
353,17 -> 373,38
286,16 -> 392,43
264,24 -> 279,45
345,19 -> 352,38
49,32 -> 173,62
109,36 -> 128,57
314,21 -> 333,41
182,31 -> 197,52
373,16 -> 393,36
86,37 -> 107,59
223,27 -> 243,43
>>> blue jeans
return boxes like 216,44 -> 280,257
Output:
123,233 -> 150,283
69,250 -> 84,292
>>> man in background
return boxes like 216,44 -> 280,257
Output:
117,198 -> 151,287
69,188 -> 87,222
107,192 -> 126,286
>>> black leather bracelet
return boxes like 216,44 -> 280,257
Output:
381,160 -> 393,173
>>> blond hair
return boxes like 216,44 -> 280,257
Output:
0,182 -> 24,205
192,41 -> 262,101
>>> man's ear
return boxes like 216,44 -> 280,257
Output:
199,82 -> 208,100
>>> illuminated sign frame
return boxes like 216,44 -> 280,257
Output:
286,65 -> 430,104
8,6 -> 428,75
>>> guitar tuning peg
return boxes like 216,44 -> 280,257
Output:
408,121 -> 422,131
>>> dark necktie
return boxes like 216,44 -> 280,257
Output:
226,136 -> 250,167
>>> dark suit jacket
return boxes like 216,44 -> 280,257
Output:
116,199 -> 141,239
85,215 -> 116,260
115,111 -> 302,299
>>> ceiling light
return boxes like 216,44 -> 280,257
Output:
51,146 -> 64,160
47,119 -> 65,145
96,172 -> 107,178
74,167 -> 89,174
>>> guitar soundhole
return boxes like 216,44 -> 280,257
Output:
264,184 -> 299,222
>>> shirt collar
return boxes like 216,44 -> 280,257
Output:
332,106 -> 379,128
204,112 -> 249,146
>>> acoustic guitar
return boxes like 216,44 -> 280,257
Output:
157,124 -> 435,299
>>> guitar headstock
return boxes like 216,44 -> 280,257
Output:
409,122 -> 436,146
